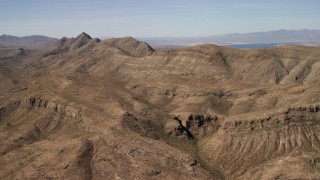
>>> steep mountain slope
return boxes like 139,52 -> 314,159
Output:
1,33 -> 320,179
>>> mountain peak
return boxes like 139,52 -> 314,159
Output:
122,36 -> 136,41
76,32 -> 92,40
102,37 -> 155,57
44,32 -> 100,56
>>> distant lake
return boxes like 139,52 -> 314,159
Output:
227,43 -> 295,49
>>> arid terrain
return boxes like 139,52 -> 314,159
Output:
1,33 -> 320,179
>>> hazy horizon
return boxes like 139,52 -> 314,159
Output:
2,29 -> 320,39
1,0 -> 320,38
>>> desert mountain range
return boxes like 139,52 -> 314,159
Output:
0,34 -> 58,49
1,32 -> 320,179
2,29 -> 320,50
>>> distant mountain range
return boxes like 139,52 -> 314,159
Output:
0,34 -> 58,49
1,29 -> 320,49
140,29 -> 320,48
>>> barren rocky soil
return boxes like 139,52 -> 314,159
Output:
1,33 -> 320,179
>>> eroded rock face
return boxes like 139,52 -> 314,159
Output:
121,112 -> 161,139
164,114 -> 219,140
164,116 -> 194,139
199,106 -> 320,178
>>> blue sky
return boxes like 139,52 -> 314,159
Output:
0,0 -> 320,38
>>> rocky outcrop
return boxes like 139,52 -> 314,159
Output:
222,105 -> 320,133
164,114 -> 219,139
0,97 -> 85,155
199,106 -> 320,178
121,112 -> 160,139
18,48 -> 25,55
1,97 -> 81,128
164,116 -> 194,139
16,97 -> 83,118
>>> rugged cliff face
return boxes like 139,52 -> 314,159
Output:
1,33 -> 320,179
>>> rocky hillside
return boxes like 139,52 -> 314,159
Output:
1,33 -> 320,179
